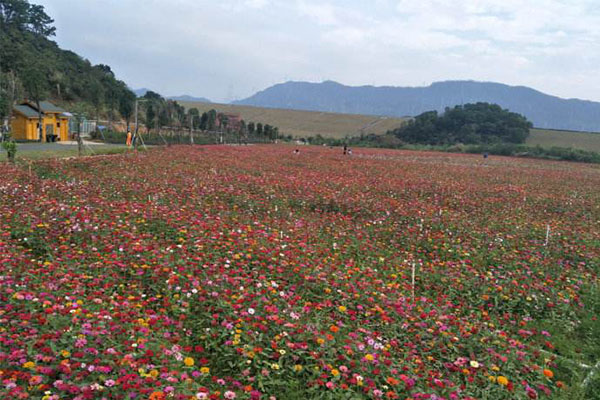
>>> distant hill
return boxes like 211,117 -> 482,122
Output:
133,88 -> 151,97
234,80 -> 600,132
132,89 -> 211,103
168,95 -> 211,103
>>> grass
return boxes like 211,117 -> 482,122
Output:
182,102 -> 600,153
0,144 -> 130,161
527,128 -> 600,152
180,101 -> 407,139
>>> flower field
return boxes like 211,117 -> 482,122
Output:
1,145 -> 599,400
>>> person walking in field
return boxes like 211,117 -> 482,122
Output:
126,130 -> 132,147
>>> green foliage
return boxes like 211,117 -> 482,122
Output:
1,139 -> 17,162
0,0 -> 55,37
0,0 -> 135,120
390,102 -> 533,145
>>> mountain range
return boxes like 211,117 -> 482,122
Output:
234,81 -> 600,132
132,88 -> 210,103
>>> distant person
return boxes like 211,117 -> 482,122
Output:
483,152 -> 488,159
343,145 -> 347,155
126,130 -> 132,147
348,148 -> 353,155
293,149 -> 300,155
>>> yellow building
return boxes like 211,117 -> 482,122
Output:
11,101 -> 70,142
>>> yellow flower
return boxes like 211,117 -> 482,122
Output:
200,367 -> 210,374
338,305 -> 347,312
365,354 -> 374,361
149,369 -> 159,379
184,357 -> 194,367
23,361 -> 35,369
331,369 -> 340,376
497,376 -> 509,386
294,364 -> 303,372
61,350 -> 70,358
270,363 -> 280,370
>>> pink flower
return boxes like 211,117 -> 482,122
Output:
224,391 -> 236,399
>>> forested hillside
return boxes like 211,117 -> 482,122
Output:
0,0 -> 136,122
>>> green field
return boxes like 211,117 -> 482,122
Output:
528,128 -> 600,152
0,142 -> 129,161
183,102 -> 600,151
181,101 -> 407,139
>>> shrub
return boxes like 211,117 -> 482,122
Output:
2,140 -> 17,163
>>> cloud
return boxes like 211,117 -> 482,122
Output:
35,0 -> 600,102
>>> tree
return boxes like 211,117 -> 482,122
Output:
256,122 -> 263,136
247,122 -> 255,135
118,89 -> 135,130
1,0 -> 32,31
145,103 -> 156,133
188,107 -> 200,129
206,109 -> 217,131
87,79 -> 104,134
1,0 -> 55,37
26,3 -> 55,36
21,60 -> 47,141
391,103 -> 532,145
199,112 -> 208,131
264,124 -> 272,139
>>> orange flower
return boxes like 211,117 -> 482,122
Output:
184,357 -> 194,367
330,325 -> 339,333
543,369 -> 554,379
149,392 -> 165,400
497,376 -> 509,386
386,377 -> 400,385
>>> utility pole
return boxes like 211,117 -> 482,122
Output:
134,99 -> 139,137
190,115 -> 194,145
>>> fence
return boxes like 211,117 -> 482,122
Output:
100,128 -> 275,146
68,119 -> 97,138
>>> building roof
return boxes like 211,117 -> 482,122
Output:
20,100 -> 67,114
13,104 -> 39,118
38,101 -> 66,113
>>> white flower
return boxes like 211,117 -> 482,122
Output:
248,308 -> 255,315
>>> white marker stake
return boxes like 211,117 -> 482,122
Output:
411,263 -> 416,302
544,225 -> 550,247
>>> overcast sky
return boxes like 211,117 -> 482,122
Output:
37,0 -> 600,103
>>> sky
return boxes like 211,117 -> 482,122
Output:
37,0 -> 600,103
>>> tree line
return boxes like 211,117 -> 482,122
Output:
388,102 -> 533,145
138,90 -> 278,138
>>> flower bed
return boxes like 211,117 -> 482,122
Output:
1,145 -> 598,399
